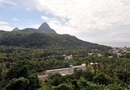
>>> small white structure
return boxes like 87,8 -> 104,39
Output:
64,55 -> 73,60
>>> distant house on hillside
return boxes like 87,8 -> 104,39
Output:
63,54 -> 73,60
97,53 -> 102,57
88,53 -> 93,55
108,56 -> 113,58
117,53 -> 122,57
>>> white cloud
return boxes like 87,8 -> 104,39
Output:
0,25 -> 13,31
34,0 -> 129,27
32,0 -> 130,45
12,18 -> 18,22
0,0 -> 17,6
41,16 -> 62,24
30,24 -> 40,29
41,16 -> 50,21
0,21 -> 8,24
48,22 -> 77,35
41,16 -> 79,34
0,21 -> 13,31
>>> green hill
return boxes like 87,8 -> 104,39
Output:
0,29 -> 111,51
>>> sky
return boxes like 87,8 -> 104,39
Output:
0,0 -> 130,47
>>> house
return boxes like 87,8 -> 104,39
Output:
64,55 -> 73,60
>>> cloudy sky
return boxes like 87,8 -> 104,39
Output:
0,0 -> 130,47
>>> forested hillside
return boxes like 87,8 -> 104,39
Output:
0,29 -> 111,51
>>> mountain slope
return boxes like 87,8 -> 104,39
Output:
0,30 -> 111,51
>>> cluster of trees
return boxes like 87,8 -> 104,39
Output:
0,60 -> 40,90
0,45 -> 106,71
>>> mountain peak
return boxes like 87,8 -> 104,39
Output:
41,22 -> 51,29
38,22 -> 57,34
12,27 -> 19,31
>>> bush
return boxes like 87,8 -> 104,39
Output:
93,73 -> 112,85
5,77 -> 29,90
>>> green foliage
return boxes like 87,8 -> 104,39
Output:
55,82 -> 74,90
0,63 -> 5,81
4,60 -> 40,90
6,77 -> 29,90
82,68 -> 94,81
47,73 -> 63,86
5,60 -> 31,80
116,71 -> 130,84
27,71 -> 40,90
0,65 -> 2,81
74,69 -> 83,79
0,30 -> 111,51
93,73 -> 112,85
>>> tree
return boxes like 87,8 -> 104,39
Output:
5,60 -> 40,90
55,82 -> 74,90
93,73 -> 112,85
82,68 -> 94,81
5,60 -> 31,80
0,65 -> 3,89
47,73 -> 63,86
0,65 -> 2,81
74,69 -> 83,79
6,77 -> 29,90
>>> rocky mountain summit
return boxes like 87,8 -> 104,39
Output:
12,27 -> 19,31
38,22 -> 57,34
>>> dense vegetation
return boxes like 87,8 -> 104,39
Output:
43,57 -> 130,90
0,29 -> 111,50
0,30 -> 130,90
0,60 -> 40,90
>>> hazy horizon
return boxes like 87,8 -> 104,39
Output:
98,42 -> 130,47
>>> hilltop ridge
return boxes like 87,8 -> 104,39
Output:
11,22 -> 57,34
